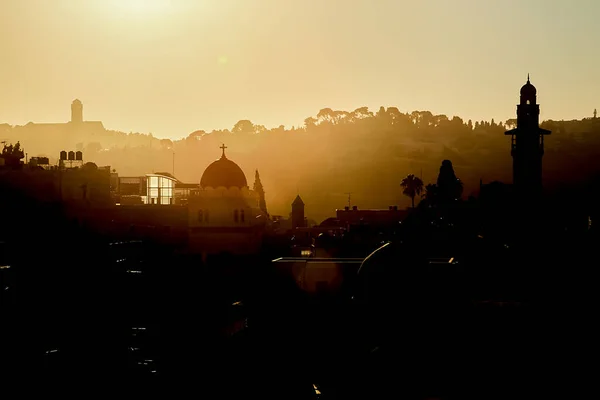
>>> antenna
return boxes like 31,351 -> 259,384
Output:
344,192 -> 352,208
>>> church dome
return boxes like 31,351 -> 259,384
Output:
200,146 -> 248,189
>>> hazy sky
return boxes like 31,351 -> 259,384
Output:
0,0 -> 598,139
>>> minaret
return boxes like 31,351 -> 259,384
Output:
253,169 -> 268,215
594,109 -> 597,119
71,99 -> 83,123
504,75 -> 551,199
291,195 -> 305,229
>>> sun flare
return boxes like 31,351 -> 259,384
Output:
110,0 -> 173,15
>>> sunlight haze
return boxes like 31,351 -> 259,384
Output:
0,0 -> 598,139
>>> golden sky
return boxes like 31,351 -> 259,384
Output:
0,0 -> 598,139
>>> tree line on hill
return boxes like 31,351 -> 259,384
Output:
2,107 -> 600,222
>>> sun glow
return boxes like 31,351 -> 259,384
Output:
110,0 -> 174,16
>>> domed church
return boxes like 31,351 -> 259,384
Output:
188,144 -> 268,257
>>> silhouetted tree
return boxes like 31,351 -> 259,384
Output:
253,169 -> 268,215
232,120 -> 254,134
160,138 -> 173,149
505,119 -> 517,129
304,117 -> 317,129
436,160 -> 463,203
317,108 -> 336,124
400,174 -> 424,208
254,124 -> 267,134
421,183 -> 439,208
187,130 -> 205,141
1,141 -> 25,167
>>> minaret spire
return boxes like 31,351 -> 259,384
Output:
505,78 -> 551,201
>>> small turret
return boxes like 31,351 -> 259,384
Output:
291,195 -> 305,229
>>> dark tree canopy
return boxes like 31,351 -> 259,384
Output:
436,160 -> 463,203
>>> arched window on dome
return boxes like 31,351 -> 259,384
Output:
240,209 -> 245,222
234,209 -> 239,223
205,210 -> 209,223
198,210 -> 203,222
527,100 -> 531,105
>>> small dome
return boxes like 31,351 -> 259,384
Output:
520,75 -> 536,97
200,149 -> 247,189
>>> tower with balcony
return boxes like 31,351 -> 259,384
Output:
504,75 -> 551,199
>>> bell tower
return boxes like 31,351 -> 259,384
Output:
504,75 -> 551,199
71,99 -> 83,123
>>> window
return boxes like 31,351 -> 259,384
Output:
146,175 -> 175,205
205,210 -> 209,223
159,176 -> 173,206
234,209 -> 239,223
149,176 -> 159,202
526,100 -> 530,105
198,210 -> 203,222
240,209 -> 245,222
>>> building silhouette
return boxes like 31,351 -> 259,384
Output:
71,99 -> 83,123
187,144 -> 266,257
12,99 -> 106,158
335,205 -> 408,228
291,195 -> 305,229
504,75 -> 551,199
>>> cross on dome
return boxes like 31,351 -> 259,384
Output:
200,144 -> 247,188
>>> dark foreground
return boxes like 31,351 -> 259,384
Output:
0,231 -> 595,399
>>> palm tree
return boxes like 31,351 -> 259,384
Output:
401,174 -> 424,208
